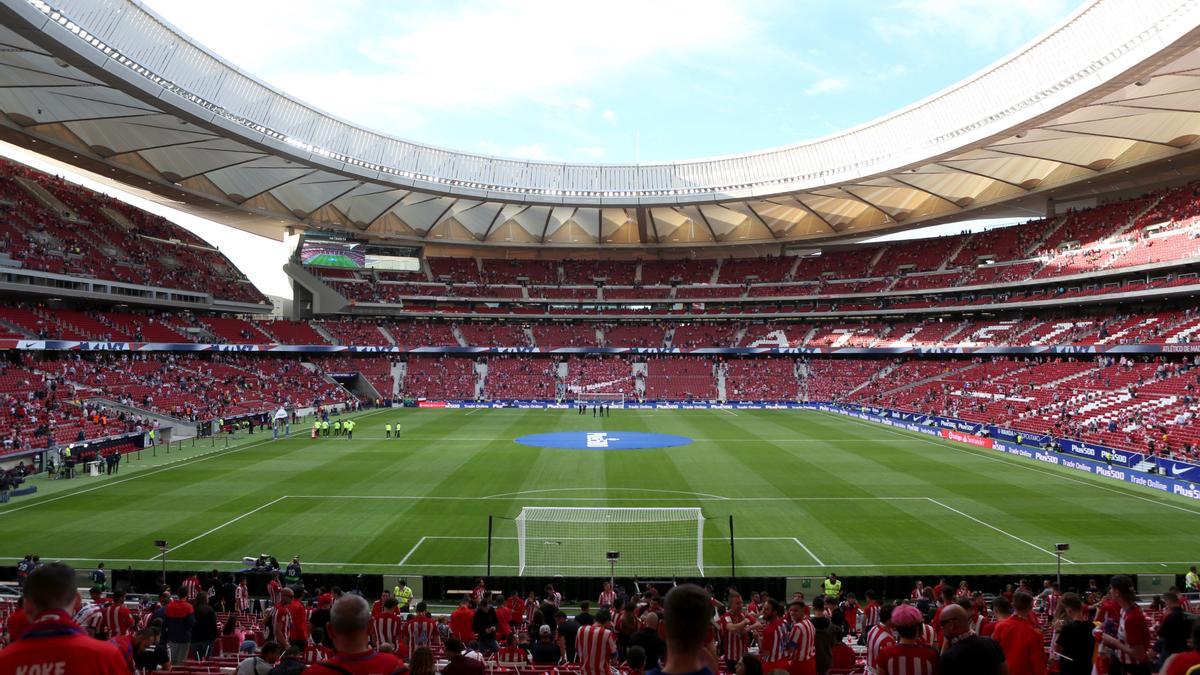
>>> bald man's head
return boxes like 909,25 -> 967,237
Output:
939,604 -> 971,639
330,594 -> 372,636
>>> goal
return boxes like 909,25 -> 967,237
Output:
514,507 -> 704,576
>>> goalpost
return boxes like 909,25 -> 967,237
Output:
514,507 -> 704,577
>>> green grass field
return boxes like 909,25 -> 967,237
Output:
2,408 -> 1198,578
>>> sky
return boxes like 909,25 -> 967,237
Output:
0,0 -> 1079,298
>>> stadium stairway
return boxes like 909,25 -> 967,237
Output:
85,395 -> 196,438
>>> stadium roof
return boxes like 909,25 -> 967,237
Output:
2,0 -> 1200,249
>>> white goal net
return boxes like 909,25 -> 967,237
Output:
579,392 -> 624,405
515,507 -> 704,576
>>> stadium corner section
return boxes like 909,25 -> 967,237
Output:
0,407 -> 399,512
808,403 -> 1200,504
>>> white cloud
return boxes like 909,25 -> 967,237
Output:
144,0 -> 358,76
804,77 -> 849,95
602,109 -> 618,124
146,0 -> 759,137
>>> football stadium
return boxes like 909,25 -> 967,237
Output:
1,0 -> 1200,673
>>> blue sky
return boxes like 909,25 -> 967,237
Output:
1,1 -> 1080,298
141,0 -> 1078,163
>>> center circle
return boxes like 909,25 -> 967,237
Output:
514,431 -> 693,450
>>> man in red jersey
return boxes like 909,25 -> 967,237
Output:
0,562 -> 129,675
785,600 -> 817,675
991,592 -> 1046,675
493,593 -> 513,643
278,587 -> 309,651
757,598 -> 790,673
235,577 -> 251,614
371,597 -> 404,650
405,602 -> 438,652
306,595 -> 406,675
877,604 -> 939,675
5,603 -> 29,642
576,609 -> 619,675
181,572 -> 201,602
599,582 -> 616,609
449,597 -> 474,642
865,605 -> 896,675
266,572 -> 283,607
717,591 -> 757,672
370,591 -> 392,619
862,591 -> 881,634
99,589 -> 134,639
1098,575 -> 1150,675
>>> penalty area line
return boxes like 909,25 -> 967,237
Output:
925,497 -> 1072,563
398,537 -> 427,566
792,538 -> 824,566
153,495 -> 290,560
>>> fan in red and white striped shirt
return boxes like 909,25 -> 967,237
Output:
180,574 -> 201,602
372,598 -> 404,648
757,599 -> 790,671
865,606 -> 896,675
101,590 -> 134,638
235,579 -> 251,613
599,582 -> 616,609
717,593 -> 757,667
272,601 -> 292,645
267,573 -> 283,607
785,601 -> 817,675
575,609 -> 618,675
878,604 -> 939,675
406,602 -> 439,651
862,592 -> 881,632
918,621 -> 936,647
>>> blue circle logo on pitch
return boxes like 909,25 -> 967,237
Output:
515,431 -> 692,450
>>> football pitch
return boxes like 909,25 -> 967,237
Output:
2,407 -> 1197,578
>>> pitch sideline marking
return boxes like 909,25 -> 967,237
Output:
721,409 -> 739,416
924,498 -> 1071,563
813,410 -> 1200,518
791,537 -> 824,566
4,553 -> 1194,570
397,536 -> 427,566
285,494 -> 929,502
154,496 -> 290,560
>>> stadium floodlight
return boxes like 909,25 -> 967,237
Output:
514,507 -> 704,577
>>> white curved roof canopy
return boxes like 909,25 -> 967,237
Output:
1,0 -> 1200,247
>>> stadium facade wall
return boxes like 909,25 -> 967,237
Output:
3,340 -> 1200,354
